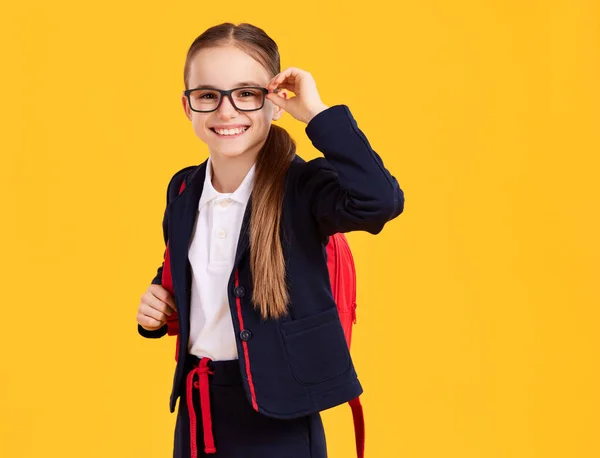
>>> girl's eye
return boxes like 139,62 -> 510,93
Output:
199,93 -> 216,99
235,89 -> 260,98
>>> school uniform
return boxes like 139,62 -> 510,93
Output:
138,104 -> 405,457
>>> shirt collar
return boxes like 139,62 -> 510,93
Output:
198,156 -> 256,209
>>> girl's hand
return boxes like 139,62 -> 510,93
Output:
265,67 -> 329,124
137,284 -> 177,331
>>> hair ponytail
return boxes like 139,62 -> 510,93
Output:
249,124 -> 296,319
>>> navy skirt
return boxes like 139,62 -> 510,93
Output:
173,354 -> 328,458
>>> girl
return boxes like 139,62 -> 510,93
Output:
136,22 -> 404,458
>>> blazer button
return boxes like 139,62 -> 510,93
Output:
234,286 -> 245,297
239,329 -> 252,341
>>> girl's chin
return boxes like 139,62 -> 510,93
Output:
209,148 -> 252,159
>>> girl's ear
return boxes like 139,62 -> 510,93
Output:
271,90 -> 287,121
182,94 -> 192,120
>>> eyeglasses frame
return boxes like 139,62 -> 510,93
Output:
182,86 -> 280,113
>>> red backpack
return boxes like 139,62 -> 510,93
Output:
161,178 -> 365,458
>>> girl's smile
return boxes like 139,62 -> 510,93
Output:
209,124 -> 250,138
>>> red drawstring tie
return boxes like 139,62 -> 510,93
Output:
186,357 -> 216,456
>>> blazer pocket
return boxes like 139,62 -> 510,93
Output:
281,307 -> 351,385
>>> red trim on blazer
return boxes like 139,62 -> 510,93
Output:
235,268 -> 259,411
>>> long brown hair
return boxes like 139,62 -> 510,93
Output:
183,23 -> 296,320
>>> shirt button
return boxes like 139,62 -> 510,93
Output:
234,286 -> 245,297
239,329 -> 252,341
217,230 -> 227,239
219,200 -> 230,208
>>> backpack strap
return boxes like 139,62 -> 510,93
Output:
349,397 -> 365,458
327,233 -> 365,458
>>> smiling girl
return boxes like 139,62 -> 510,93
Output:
136,22 -> 404,458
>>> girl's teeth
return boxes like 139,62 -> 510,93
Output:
215,127 -> 247,136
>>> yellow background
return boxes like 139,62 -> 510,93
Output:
1,1 -> 598,457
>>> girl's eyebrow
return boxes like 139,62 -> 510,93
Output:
191,81 -> 264,90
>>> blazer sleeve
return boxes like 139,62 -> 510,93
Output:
300,104 -> 405,238
138,165 -> 196,339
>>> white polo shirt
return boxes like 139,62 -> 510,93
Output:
187,156 -> 255,361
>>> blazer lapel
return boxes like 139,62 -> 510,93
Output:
167,162 -> 206,332
233,195 -> 253,269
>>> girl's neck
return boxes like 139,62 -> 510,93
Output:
209,151 -> 257,194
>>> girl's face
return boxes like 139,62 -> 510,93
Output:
182,45 -> 285,161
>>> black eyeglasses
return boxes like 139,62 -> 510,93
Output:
183,86 -> 279,113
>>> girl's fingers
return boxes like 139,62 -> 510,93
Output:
268,70 -> 289,87
269,79 -> 298,95
149,284 -> 177,312
143,290 -> 174,316
138,303 -> 168,326
271,82 -> 295,93
266,92 -> 289,109
266,66 -> 322,123
138,312 -> 165,330
267,75 -> 287,90
268,67 -> 304,91
141,297 -> 169,320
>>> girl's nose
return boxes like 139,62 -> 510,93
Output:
216,94 -> 239,119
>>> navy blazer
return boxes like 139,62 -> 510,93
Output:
138,104 -> 405,417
